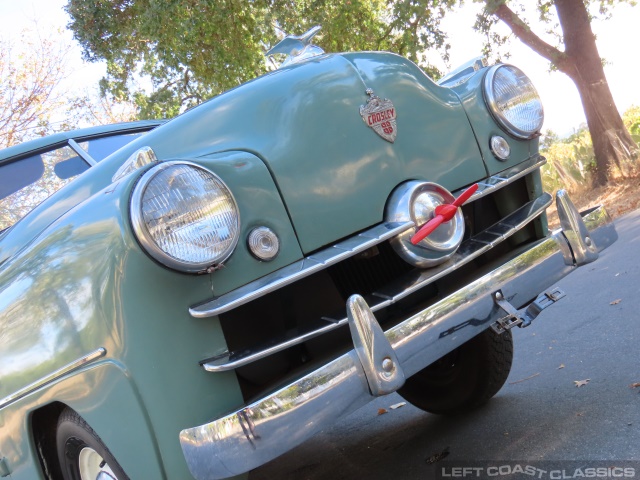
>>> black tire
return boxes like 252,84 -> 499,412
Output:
56,407 -> 129,480
398,328 -> 513,415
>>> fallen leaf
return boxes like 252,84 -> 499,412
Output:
389,402 -> 406,410
630,383 -> 640,389
509,372 -> 540,384
610,299 -> 622,305
558,364 -> 565,369
377,408 -> 388,415
574,379 -> 590,387
425,447 -> 450,465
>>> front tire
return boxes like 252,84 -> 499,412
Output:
398,328 -> 513,415
56,407 -> 128,480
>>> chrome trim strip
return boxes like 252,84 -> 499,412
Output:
130,161 -> 241,273
190,222 -> 414,318
0,348 -> 107,410
191,156 -> 545,319
483,64 -> 544,139
437,56 -> 487,87
201,192 -> 551,372
68,138 -> 98,167
457,156 -> 546,203
180,200 -> 617,480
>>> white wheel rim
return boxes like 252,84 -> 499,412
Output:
78,447 -> 118,480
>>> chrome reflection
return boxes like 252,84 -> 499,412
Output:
556,190 -> 599,265
112,146 -> 158,182
266,26 -> 325,68
0,348 -> 106,409
386,181 -> 465,267
181,202 -> 617,480
347,295 -> 404,396
456,156 -> 545,203
190,222 -> 413,318
190,156 -> 546,319
202,192 -> 551,372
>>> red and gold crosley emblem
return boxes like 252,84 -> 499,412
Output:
359,88 -> 397,143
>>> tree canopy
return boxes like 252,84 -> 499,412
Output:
473,0 -> 638,185
0,30 -> 72,148
65,0 -> 453,118
0,27 -> 137,149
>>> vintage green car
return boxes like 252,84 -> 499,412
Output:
0,28 -> 617,480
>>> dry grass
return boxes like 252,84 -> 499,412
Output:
546,175 -> 640,229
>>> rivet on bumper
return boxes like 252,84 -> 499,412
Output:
347,295 -> 405,396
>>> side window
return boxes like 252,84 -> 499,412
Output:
77,132 -> 146,162
0,146 -> 89,230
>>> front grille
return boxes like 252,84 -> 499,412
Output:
217,173 -> 544,401
328,241 -> 414,299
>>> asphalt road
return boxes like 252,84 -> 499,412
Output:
251,209 -> 640,480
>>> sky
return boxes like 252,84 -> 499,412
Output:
2,0 -> 640,137
1,0 -> 105,95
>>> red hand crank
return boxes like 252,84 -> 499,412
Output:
410,184 -> 478,245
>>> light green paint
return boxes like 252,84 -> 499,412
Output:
0,50 -> 538,480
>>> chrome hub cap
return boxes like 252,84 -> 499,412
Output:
78,447 -> 117,480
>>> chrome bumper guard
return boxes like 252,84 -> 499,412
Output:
180,191 -> 617,480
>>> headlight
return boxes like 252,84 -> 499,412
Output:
131,161 -> 240,273
483,64 -> 544,139
386,181 -> 464,268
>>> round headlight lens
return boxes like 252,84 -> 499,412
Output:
484,64 -> 543,139
131,162 -> 240,272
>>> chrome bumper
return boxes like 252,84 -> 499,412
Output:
180,192 -> 617,480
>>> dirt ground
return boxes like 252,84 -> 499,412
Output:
546,175 -> 640,228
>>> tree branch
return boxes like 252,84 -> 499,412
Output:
489,1 -> 572,73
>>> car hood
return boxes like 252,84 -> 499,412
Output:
105,52 -> 488,254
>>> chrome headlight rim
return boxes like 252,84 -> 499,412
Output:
130,161 -> 240,273
483,64 -> 544,140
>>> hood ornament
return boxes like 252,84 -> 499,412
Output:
266,25 -> 325,69
360,89 -> 397,143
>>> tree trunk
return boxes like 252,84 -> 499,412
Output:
555,0 -> 638,186
491,0 -> 638,187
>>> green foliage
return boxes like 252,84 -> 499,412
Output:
0,27 -> 138,148
540,127 -> 595,193
473,0 -> 636,63
623,105 -> 640,141
0,30 -> 72,148
66,0 -> 458,118
541,105 -> 640,192
65,0 -> 455,117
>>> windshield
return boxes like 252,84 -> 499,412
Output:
0,145 -> 89,231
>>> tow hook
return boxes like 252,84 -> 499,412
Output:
491,287 -> 566,334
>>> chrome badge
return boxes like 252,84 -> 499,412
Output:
360,89 -> 397,143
